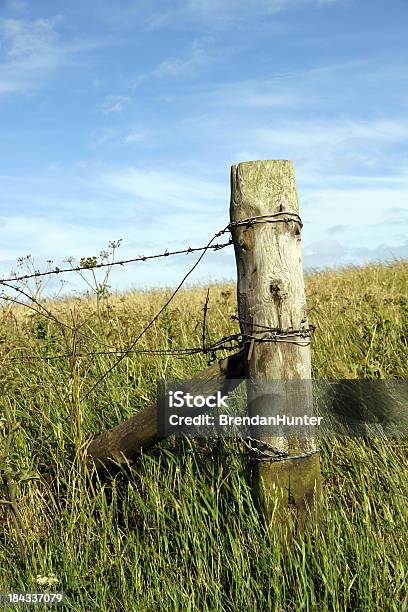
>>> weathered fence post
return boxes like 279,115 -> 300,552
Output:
230,160 -> 321,527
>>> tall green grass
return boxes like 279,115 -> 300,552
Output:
1,261 -> 407,611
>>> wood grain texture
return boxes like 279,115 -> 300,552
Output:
230,160 -> 321,525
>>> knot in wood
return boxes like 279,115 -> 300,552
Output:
269,279 -> 289,301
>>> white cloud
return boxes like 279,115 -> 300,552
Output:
99,167 -> 226,213
187,0 -> 308,14
205,80 -> 304,109
253,118 -> 408,153
0,158 -> 406,293
0,215 -> 102,259
133,37 -> 231,88
0,16 -> 111,95
89,127 -> 148,148
100,94 -> 130,114
301,186 -> 408,249
154,38 -> 217,78
1,16 -> 62,61
124,130 -> 145,144
118,0 -> 342,30
196,58 -> 390,113
217,116 -> 408,187
0,163 -> 233,293
304,239 -> 408,270
95,0 -> 340,32
89,127 -> 119,148
176,0 -> 342,26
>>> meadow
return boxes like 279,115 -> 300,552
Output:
0,260 -> 407,611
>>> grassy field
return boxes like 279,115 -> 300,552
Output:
0,261 -> 407,611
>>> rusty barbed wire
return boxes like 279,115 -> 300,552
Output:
0,324 -> 315,365
0,336 -> 242,363
0,239 -> 232,286
80,227 -> 234,399
228,211 -> 303,230
0,215 -> 308,393
0,212 -> 303,286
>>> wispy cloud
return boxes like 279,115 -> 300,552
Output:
301,186 -> 408,251
1,0 -> 406,290
100,94 -> 130,114
327,224 -> 348,235
132,37 -> 233,88
89,127 -> 119,148
154,38 -> 221,78
199,60 -> 369,110
304,238 -> 408,270
124,130 -> 145,144
185,0 -> 340,21
0,158 -> 406,292
1,15 -> 62,61
257,119 -> 408,148
0,15 -> 60,92
89,127 -> 148,148
99,167 -> 226,213
95,0 -> 341,32
0,163 -> 233,291
0,15 -> 111,95
152,0 -> 342,29
202,111 -> 408,187
204,80 -> 303,110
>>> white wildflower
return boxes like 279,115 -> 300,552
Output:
35,573 -> 59,588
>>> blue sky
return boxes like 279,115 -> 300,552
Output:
0,0 -> 407,294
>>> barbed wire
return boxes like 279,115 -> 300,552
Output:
81,226 -> 234,399
0,232 -> 233,353
242,437 -> 319,463
228,212 -> 303,230
0,210 -> 301,286
0,337 -> 241,363
0,214 -> 310,398
148,438 -> 319,464
0,323 -> 315,365
0,239 -> 232,286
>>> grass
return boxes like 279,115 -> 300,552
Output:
0,260 -> 407,611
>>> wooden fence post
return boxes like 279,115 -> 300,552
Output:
230,160 -> 321,527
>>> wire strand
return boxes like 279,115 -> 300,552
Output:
0,240 -> 232,285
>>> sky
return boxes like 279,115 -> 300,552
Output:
0,0 -> 407,294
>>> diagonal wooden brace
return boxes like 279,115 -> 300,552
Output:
87,350 -> 245,470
